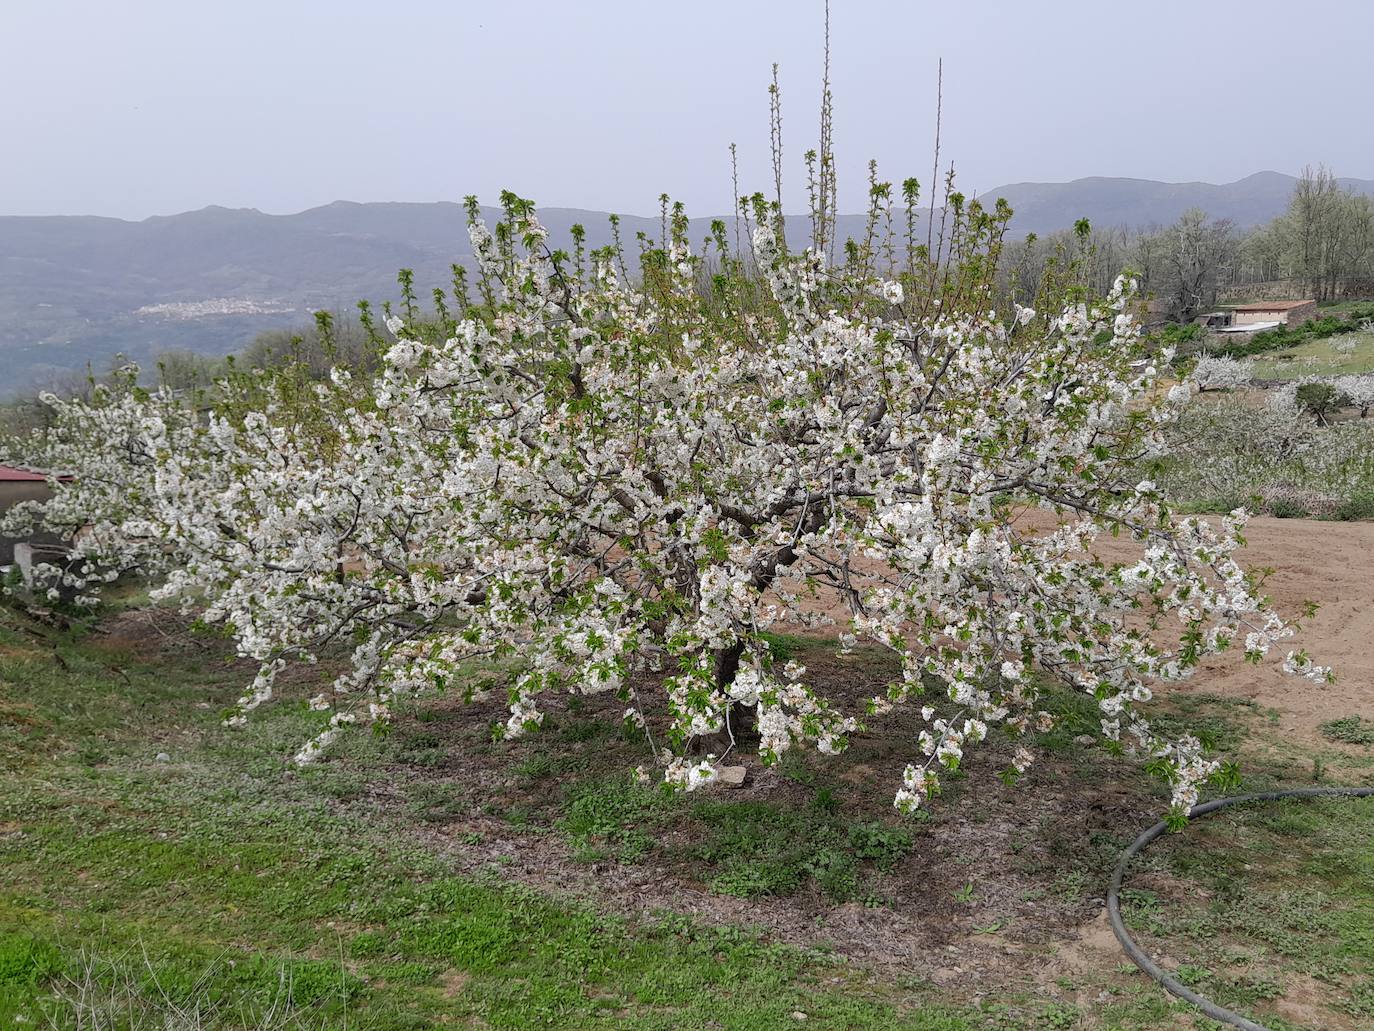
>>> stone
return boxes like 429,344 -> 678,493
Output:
716,765 -> 747,788
154,752 -> 171,763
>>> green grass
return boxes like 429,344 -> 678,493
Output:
687,797 -> 914,902
2,605 -> 1372,1029
1316,300 -> 1374,315
1251,330 -> 1374,379
556,775 -> 915,900
0,613 -> 992,1030
1120,796 -> 1374,1028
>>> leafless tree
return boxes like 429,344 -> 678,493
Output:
1135,209 -> 1237,321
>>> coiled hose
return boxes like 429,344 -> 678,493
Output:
1106,786 -> 1374,1031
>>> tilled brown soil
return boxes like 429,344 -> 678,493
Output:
1177,516 -> 1374,752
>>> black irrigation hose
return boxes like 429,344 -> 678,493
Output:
1106,787 -> 1374,1031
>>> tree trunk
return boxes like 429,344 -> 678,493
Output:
690,640 -> 759,755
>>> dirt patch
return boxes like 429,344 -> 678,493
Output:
437,968 -> 470,999
769,514 -> 1374,756
1181,517 -> 1374,753
315,659 -> 1163,998
1271,972 -> 1358,1031
96,608 -> 238,662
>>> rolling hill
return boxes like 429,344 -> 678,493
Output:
4,171 -> 1372,395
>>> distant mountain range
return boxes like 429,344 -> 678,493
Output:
987,170 -> 1374,235
4,171 -> 1373,395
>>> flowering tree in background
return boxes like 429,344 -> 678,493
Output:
3,188 -> 1330,823
1191,355 -> 1253,392
1334,373 -> 1374,417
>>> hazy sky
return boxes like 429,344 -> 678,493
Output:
5,0 -> 1372,220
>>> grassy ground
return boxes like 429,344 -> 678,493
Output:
1120,797 -> 1374,1029
1250,330 -> 1374,380
1315,301 -> 1374,316
1,603 -> 1371,1029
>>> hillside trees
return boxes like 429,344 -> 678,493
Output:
1134,209 -> 1239,321
1000,169 -> 1374,320
1240,166 -> 1374,299
1000,222 -> 1131,306
1288,166 -> 1374,301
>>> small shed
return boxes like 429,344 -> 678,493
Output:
0,465 -> 57,566
1229,300 -> 1319,328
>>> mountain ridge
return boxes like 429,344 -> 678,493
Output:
5,171 -> 1373,394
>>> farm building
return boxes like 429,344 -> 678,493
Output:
0,464 -> 61,567
1229,299 -> 1319,328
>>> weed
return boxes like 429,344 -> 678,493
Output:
1038,1001 -> 1079,1028
1334,489 -> 1374,521
406,782 -> 469,823
846,821 -> 915,872
513,749 -> 588,781
349,930 -> 388,958
559,776 -> 673,864
0,933 -> 61,985
1050,869 -> 1089,905
1270,498 -> 1310,519
1320,715 -> 1374,745
687,796 -> 914,903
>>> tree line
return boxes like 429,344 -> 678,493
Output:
1000,166 -> 1374,322
6,163 -> 1371,441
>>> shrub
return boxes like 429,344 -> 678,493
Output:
1335,489 -> 1374,521
1155,322 -> 1204,345
1296,382 -> 1342,424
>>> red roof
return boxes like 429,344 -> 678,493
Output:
1230,300 -> 1316,312
0,465 -> 49,482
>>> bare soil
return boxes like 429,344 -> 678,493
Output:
768,514 -> 1374,752
1179,516 -> 1374,751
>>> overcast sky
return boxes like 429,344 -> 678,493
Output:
4,0 -> 1372,220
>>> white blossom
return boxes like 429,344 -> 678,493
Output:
2,204 -> 1329,821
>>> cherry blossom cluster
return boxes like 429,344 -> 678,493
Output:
5,202 -> 1331,821
1334,374 -> 1374,417
0,370 -> 191,606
